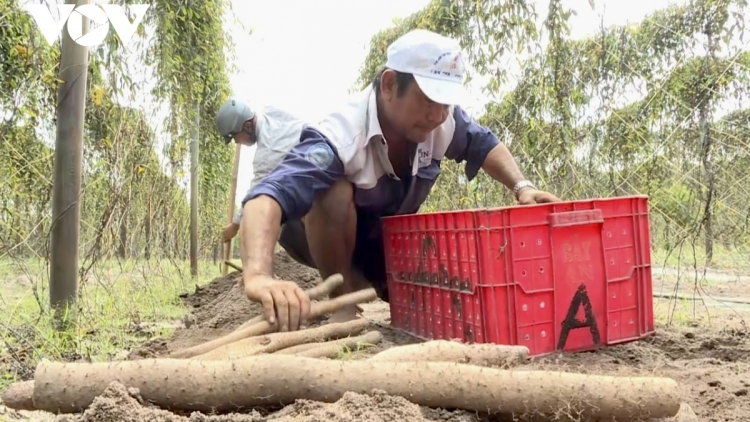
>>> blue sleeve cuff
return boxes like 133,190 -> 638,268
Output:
240,128 -> 345,223
242,181 -> 293,221
446,106 -> 500,181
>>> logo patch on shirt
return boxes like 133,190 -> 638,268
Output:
305,143 -> 335,169
417,148 -> 432,166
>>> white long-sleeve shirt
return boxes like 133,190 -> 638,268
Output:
232,106 -> 306,225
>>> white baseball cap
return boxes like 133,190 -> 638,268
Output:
384,29 -> 467,105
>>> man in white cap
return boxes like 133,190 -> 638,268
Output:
214,98 -> 306,243
236,29 -> 561,332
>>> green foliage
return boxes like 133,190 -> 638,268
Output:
0,0 -> 59,257
357,0 -> 750,262
355,0 -> 543,93
3,0 -> 750,272
145,0 -> 235,258
1,0 -> 236,266
0,0 -> 60,121
356,0 -> 465,90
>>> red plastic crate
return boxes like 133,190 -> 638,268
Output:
380,195 -> 655,357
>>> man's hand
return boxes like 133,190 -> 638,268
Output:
517,188 -> 561,205
244,274 -> 311,332
222,223 -> 240,242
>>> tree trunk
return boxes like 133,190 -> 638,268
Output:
223,143 -> 242,275
144,194 -> 152,259
117,211 -> 127,259
49,0 -> 90,327
190,107 -> 199,276
162,205 -> 169,258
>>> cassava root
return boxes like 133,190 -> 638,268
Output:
28,354 -> 682,419
193,318 -> 371,360
168,287 -> 378,359
368,339 -> 529,366
1,380 -> 35,411
292,331 -> 383,358
223,260 -> 243,272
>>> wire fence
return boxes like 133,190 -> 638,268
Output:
1,0 -> 749,348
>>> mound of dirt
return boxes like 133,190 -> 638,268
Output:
185,250 -> 322,331
129,251 -> 323,358
523,323 -> 750,422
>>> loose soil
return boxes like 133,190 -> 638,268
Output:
3,250 -> 749,422
126,251 -> 417,360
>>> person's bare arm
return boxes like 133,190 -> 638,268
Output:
480,143 -> 526,191
240,195 -> 282,278
237,128 -> 347,331
240,194 -> 306,330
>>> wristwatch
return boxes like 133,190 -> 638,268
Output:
513,180 -> 536,199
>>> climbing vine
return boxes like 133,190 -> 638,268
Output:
356,0 -> 539,95
0,0 -> 237,269
358,0 -> 750,263
0,0 -> 60,258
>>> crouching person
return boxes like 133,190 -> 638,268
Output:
237,29 -> 560,332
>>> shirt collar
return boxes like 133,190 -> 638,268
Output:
363,86 -> 383,144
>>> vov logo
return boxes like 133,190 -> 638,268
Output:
24,2 -> 150,48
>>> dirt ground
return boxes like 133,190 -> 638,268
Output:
125,251 -> 419,361
3,250 -> 749,422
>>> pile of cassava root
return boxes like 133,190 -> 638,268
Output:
2,274 -> 684,421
